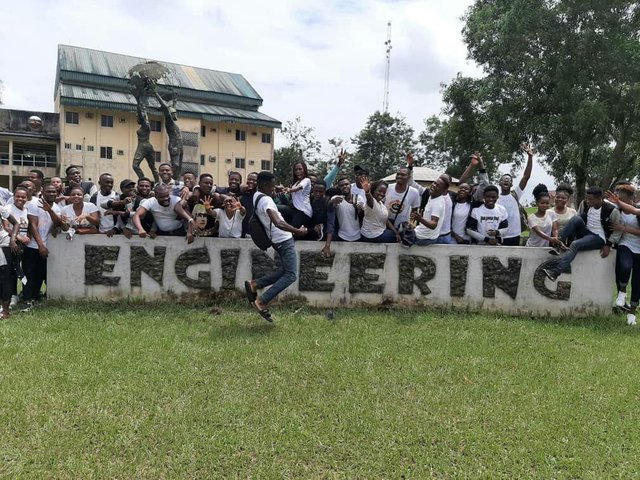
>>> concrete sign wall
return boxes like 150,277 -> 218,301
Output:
47,235 -> 615,317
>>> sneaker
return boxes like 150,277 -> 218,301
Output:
10,295 -> 19,309
616,292 -> 628,308
627,313 -> 636,326
20,301 -> 34,313
542,268 -> 558,281
548,247 -> 561,256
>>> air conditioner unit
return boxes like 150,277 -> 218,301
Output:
210,128 -> 217,132
251,132 -> 258,136
119,117 -> 126,123
117,149 -> 124,156
226,129 -> 232,134
249,160 -> 255,165
225,158 -> 232,163
85,112 -> 94,119
209,156 -> 216,163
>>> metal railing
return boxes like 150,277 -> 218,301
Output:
0,152 -> 57,168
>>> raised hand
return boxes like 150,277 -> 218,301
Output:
522,143 -> 534,157
604,190 -> 620,205
406,152 -> 414,167
39,198 -> 53,213
202,195 -> 213,210
361,178 -> 371,194
337,148 -> 347,166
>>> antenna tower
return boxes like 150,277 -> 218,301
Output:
383,21 -> 392,113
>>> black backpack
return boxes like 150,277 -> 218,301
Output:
248,194 -> 273,251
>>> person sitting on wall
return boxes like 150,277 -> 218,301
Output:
278,161 -> 313,232
240,172 -> 258,237
466,185 -> 509,245
543,187 -> 621,282
553,183 -> 578,231
310,180 -> 329,240
411,176 -> 449,246
360,179 -> 400,243
122,178 -> 154,239
63,165 -> 98,203
407,152 -> 483,244
526,184 -> 561,248
132,184 -> 195,242
60,186 -> 100,237
212,196 -> 246,238
90,173 -> 118,237
496,144 -> 534,246
23,183 -> 62,311
244,171 -> 308,323
321,177 -> 365,257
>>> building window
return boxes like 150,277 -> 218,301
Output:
235,158 -> 245,169
261,133 -> 272,144
181,131 -> 199,147
154,151 -> 161,163
101,115 -> 114,127
200,154 -> 205,166
261,160 -> 272,170
75,144 -> 82,151
87,145 -> 95,152
150,120 -> 162,132
64,142 -> 71,150
100,146 -> 113,160
65,111 -> 79,124
117,149 -> 124,156
201,125 -> 206,137
235,129 -> 246,142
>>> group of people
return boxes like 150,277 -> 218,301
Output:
0,147 -> 637,324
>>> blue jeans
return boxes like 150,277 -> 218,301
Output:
436,233 -> 454,245
415,237 -> 438,246
361,229 -> 397,243
256,238 -> 298,304
550,215 -> 604,275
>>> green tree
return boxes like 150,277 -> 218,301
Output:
425,0 -> 640,200
273,117 -> 322,185
351,111 -> 416,180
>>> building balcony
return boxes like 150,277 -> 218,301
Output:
0,152 -> 58,169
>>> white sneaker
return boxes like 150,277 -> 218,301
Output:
616,292 -> 627,308
10,295 -> 19,309
627,314 -> 636,326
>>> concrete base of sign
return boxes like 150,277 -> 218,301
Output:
46,235 -> 615,317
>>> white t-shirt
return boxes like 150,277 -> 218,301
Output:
8,203 -> 30,239
440,193 -> 453,235
332,194 -> 364,241
0,206 -> 11,267
468,204 -> 508,244
254,192 -> 292,244
95,191 -> 117,233
291,178 -> 312,218
215,208 -> 245,238
555,207 -> 577,231
587,207 -> 605,241
385,184 -> 420,226
415,194 -> 445,240
361,198 -> 389,239
140,196 -> 183,232
451,201 -> 472,241
60,202 -> 99,228
497,186 -> 523,239
526,210 -> 558,247
27,200 -> 61,249
350,183 -> 366,202
619,212 -> 640,254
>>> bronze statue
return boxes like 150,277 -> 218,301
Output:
132,94 -> 159,183
154,90 -> 183,178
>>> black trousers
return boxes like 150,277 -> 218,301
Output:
22,246 -> 47,302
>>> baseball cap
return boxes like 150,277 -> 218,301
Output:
120,179 -> 136,190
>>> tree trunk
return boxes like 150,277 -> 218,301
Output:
574,149 -> 588,206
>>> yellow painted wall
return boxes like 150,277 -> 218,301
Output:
58,103 -> 274,188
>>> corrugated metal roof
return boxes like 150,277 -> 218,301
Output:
59,84 -> 281,128
57,45 -> 262,101
382,167 -> 459,184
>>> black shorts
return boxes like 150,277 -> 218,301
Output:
0,247 -> 15,301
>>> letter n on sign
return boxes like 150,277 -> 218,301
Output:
482,257 -> 522,299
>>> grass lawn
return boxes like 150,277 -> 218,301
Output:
1,302 -> 640,478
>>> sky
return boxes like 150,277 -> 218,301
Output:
0,0 -> 554,198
